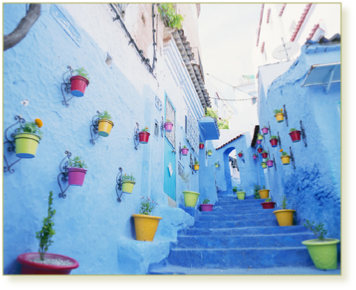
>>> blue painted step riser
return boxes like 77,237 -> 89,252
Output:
180,225 -> 309,236
172,233 -> 315,249
194,219 -> 279,228
168,248 -> 314,268
199,212 -> 275,221
201,208 -> 276,215
214,204 -> 269,209
215,199 -> 268,205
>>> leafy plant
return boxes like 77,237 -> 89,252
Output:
166,119 -> 171,123
270,135 -> 278,140
158,4 -> 184,29
273,109 -> 283,114
281,195 -> 290,209
261,161 -> 267,166
233,186 -> 238,192
36,191 -> 56,261
265,198 -> 272,202
203,199 -> 210,204
253,154 -> 257,157
263,126 -> 267,129
279,149 -> 289,156
207,150 -> 212,154
141,127 -> 149,133
74,67 -> 89,80
68,156 -> 88,169
139,196 -> 158,215
253,184 -> 261,199
261,150 -> 267,154
257,133 -> 263,139
199,142 -> 204,145
194,161 -> 199,165
238,151 -> 242,154
204,107 -> 230,129
303,220 -> 327,241
18,121 -> 43,138
183,145 -> 187,149
122,173 -> 135,182
289,128 -> 298,132
98,110 -> 112,120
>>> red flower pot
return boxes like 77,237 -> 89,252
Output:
238,153 -> 243,157
253,155 -> 257,160
269,138 -> 278,147
257,147 -> 263,153
182,148 -> 189,156
199,144 -> 204,149
139,132 -> 150,144
68,168 -> 87,186
261,127 -> 269,135
261,202 -> 276,209
262,152 -> 268,158
257,140 -> 262,144
70,76 -> 89,97
17,252 -> 79,275
266,160 -> 274,167
289,130 -> 301,143
164,122 -> 173,132
200,204 -> 214,212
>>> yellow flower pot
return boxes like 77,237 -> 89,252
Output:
275,113 -> 284,123
14,133 -> 41,158
281,155 -> 290,165
273,209 -> 295,226
208,152 -> 212,156
132,214 -> 162,241
215,164 -> 219,168
183,191 -> 200,207
194,165 -> 199,171
98,119 -> 114,137
122,181 -> 136,193
258,189 -> 270,199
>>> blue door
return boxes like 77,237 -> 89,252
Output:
164,94 -> 176,201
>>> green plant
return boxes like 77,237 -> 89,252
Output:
68,156 -> 88,169
158,4 -> 184,29
74,67 -> 89,80
263,126 -> 267,128
204,107 -> 230,129
253,153 -> 257,157
303,220 -> 328,241
261,150 -> 267,154
208,150 -> 212,154
261,161 -> 267,166
166,119 -> 171,123
279,149 -> 289,156
238,151 -> 242,154
233,186 -> 238,192
183,145 -> 187,149
281,195 -> 290,209
289,128 -> 298,132
253,184 -> 261,199
215,163 -> 218,166
265,198 -> 272,202
273,109 -> 283,114
98,110 -> 112,120
141,126 -> 149,132
122,173 -> 135,182
203,199 -> 210,204
270,135 -> 278,140
18,121 -> 43,138
199,142 -> 204,145
194,161 -> 199,165
36,191 -> 56,261
139,196 -> 158,215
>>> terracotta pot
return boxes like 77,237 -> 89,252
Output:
270,138 -> 278,147
289,130 -> 301,142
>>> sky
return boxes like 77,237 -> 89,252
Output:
198,4 -> 261,86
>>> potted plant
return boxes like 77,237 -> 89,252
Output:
279,149 -> 290,165
182,172 -> 200,208
253,153 -> 257,160
261,161 -> 267,169
200,198 -> 214,212
194,161 -> 199,171
273,195 -> 295,226
261,150 -> 268,159
207,150 -> 212,156
199,142 -> 204,149
257,133 -> 264,140
70,67 -> 89,97
233,186 -> 238,193
261,126 -> 269,135
122,173 -> 136,194
17,191 -> 79,274
181,145 -> 189,156
302,220 -> 340,270
266,157 -> 274,168
274,108 -> 284,123
269,135 -> 278,147
164,119 -> 173,132
97,111 -> 114,137
236,187 -> 246,200
139,127 -> 150,144
14,118 -> 43,158
254,184 -> 261,199
258,186 -> 269,199
67,157 -> 87,186
257,147 -> 263,153
289,128 -> 301,143
261,197 -> 276,209
238,151 -> 243,157
132,196 -> 162,242
215,162 -> 219,168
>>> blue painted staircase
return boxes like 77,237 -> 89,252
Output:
148,194 -> 340,274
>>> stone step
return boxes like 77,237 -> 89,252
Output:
214,203 -> 270,210
215,198 -> 268,206
198,211 -> 275,221
172,232 -> 315,249
167,247 -> 314,268
180,225 -> 309,236
200,208 -> 276,215
193,218 -> 279,228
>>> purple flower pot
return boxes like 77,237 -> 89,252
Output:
261,127 -> 269,135
253,155 -> 257,160
266,160 -> 274,167
257,140 -> 262,144
200,204 -> 214,212
182,148 -> 189,156
68,168 -> 87,186
164,122 -> 173,132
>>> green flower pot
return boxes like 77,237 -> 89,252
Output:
302,239 -> 340,270
122,181 -> 136,194
14,133 -> 41,158
182,191 -> 200,207
236,191 -> 246,200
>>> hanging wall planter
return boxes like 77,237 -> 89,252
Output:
139,127 -> 150,144
207,150 -> 212,156
14,119 -> 43,158
273,195 -> 295,226
257,139 -> 262,144
215,162 -> 219,168
97,111 -> 114,137
164,119 -> 173,132
181,146 -> 189,156
194,161 -> 200,171
183,191 -> 200,207
253,154 -> 257,160
238,151 -> 243,158
261,150 -> 268,159
261,126 -> 269,135
289,128 -> 301,143
280,149 -> 290,165
200,199 -> 214,212
70,68 -> 90,97
269,135 -> 278,147
261,162 -> 267,169
122,173 -> 136,194
266,159 -> 274,168
67,157 -> 87,186
274,109 -> 284,123
199,142 -> 204,149
257,147 -> 263,153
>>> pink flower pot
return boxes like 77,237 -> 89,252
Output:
289,130 -> 301,142
164,122 -> 173,132
139,132 -> 150,144
200,204 -> 214,212
182,148 -> 189,156
70,76 -> 89,97
270,139 -> 278,147
266,160 -> 274,167
68,168 -> 87,186
253,155 -> 257,160
257,140 -> 262,144
261,127 -> 269,135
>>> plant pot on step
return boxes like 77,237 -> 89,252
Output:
164,122 -> 173,132
68,168 -> 87,186
261,201 -> 276,209
273,209 -> 295,226
182,148 -> 189,156
258,189 -> 270,199
98,119 -> 114,137
14,133 -> 41,158
132,214 -> 162,241
236,191 -> 246,200
289,130 -> 301,143
200,204 -> 214,212
122,181 -> 136,193
182,191 -> 200,207
17,252 -> 79,275
302,239 -> 340,270
139,131 -> 150,144
70,76 -> 89,97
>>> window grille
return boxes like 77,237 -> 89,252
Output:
186,109 -> 199,154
